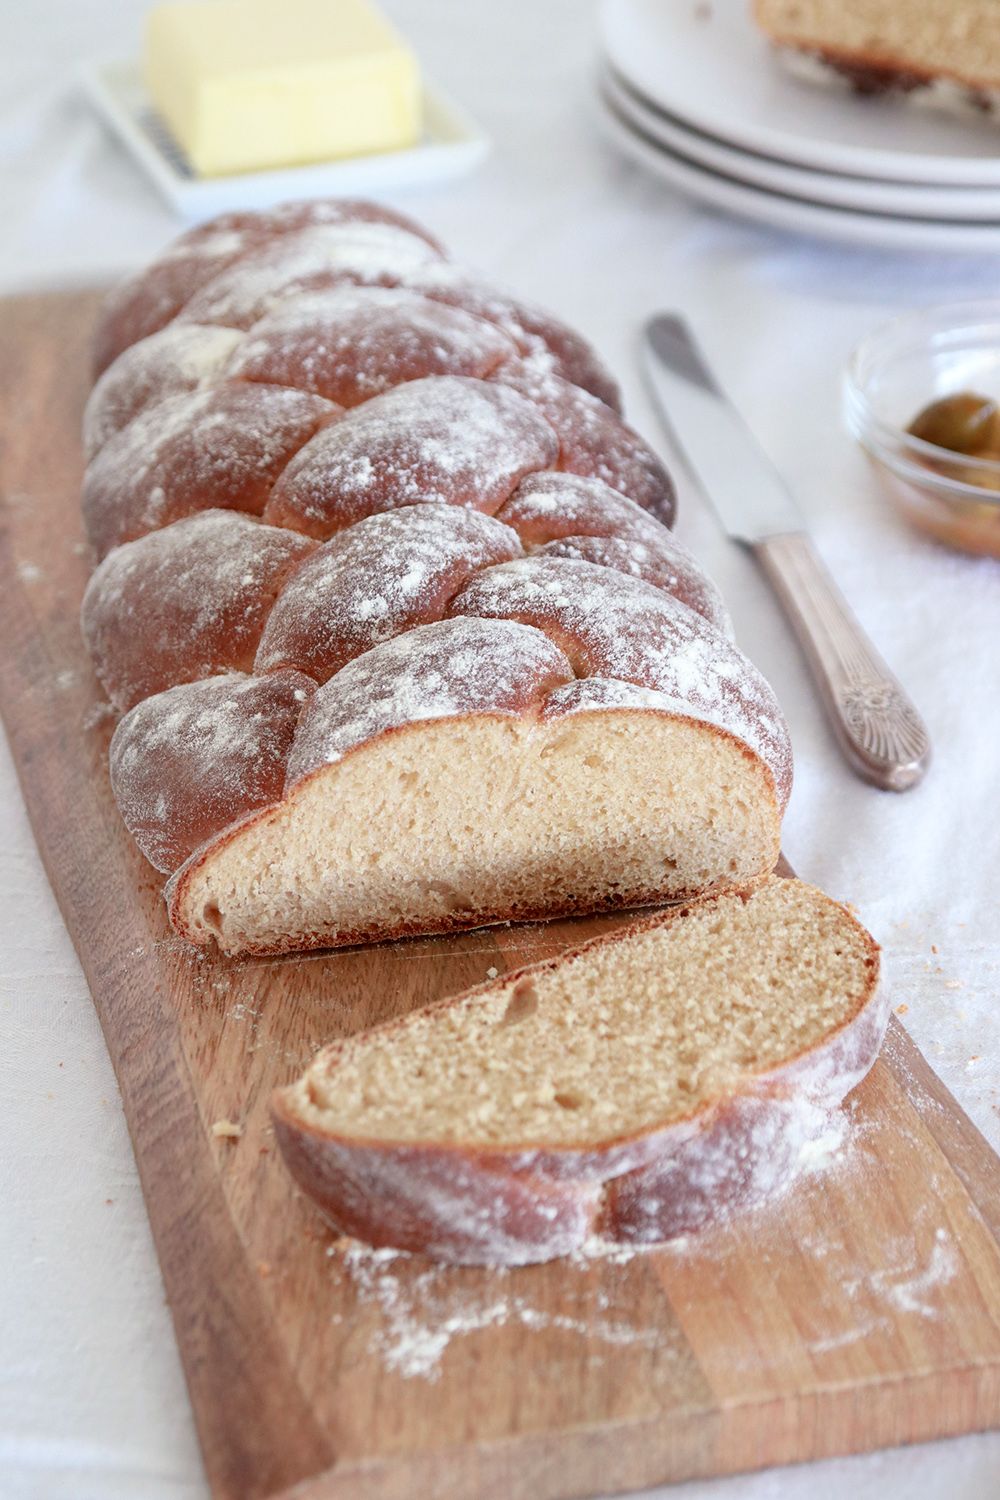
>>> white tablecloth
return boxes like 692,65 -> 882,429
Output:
2,2 -> 1000,1496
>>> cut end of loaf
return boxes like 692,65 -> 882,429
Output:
271,877 -> 885,1263
168,707 -> 782,957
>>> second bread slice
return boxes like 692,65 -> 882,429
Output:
273,876 -> 886,1264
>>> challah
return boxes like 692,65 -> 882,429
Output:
273,877 -> 885,1264
82,198 -> 792,957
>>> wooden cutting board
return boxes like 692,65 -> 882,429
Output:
2,289 -> 1000,1500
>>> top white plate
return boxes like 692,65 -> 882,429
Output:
602,65 -> 1000,220
81,61 -> 489,222
600,0 -> 1000,187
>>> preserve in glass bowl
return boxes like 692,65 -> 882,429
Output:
845,301 -> 1000,559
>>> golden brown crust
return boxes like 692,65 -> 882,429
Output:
82,384 -> 337,559
260,377 -> 559,539
111,670 -> 317,873
82,511 -> 317,710
91,199 -> 447,377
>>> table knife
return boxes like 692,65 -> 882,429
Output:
642,313 -> 930,792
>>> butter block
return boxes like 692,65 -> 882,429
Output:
144,0 -> 422,178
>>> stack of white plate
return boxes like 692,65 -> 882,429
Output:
598,0 -> 1000,253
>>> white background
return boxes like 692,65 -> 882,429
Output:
2,2 -> 999,1496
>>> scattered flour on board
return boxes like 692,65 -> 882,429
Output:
326,1061 -> 964,1382
805,1317 -> 893,1355
851,1227 -> 958,1319
335,1241 -> 663,1380
328,1099 -> 861,1382
782,1088 -> 961,1356
795,1116 -> 849,1174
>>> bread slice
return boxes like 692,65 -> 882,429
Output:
273,876 -> 885,1265
755,0 -> 1000,102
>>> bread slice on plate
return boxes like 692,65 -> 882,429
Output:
273,876 -> 886,1265
755,0 -> 1000,110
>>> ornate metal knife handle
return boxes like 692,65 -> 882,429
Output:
753,532 -> 931,792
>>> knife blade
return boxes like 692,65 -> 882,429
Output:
642,312 -> 931,792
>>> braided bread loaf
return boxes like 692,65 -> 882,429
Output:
82,198 -> 792,957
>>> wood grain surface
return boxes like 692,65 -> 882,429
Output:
2,290 -> 1000,1500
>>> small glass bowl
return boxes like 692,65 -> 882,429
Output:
844,301 -> 1000,559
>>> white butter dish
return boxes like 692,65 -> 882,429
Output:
80,60 -> 489,222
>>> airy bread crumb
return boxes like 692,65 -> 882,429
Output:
286,876 -> 877,1150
